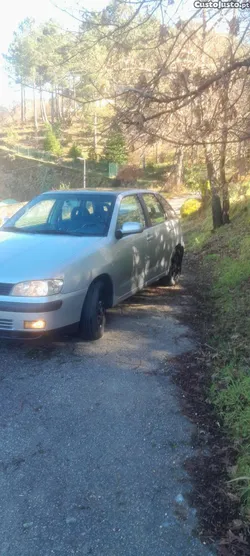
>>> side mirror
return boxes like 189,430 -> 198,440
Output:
115,221 -> 143,239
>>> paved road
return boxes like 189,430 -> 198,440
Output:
0,198 -> 213,556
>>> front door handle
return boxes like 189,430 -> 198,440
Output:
147,234 -> 154,242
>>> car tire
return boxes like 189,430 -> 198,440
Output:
79,280 -> 106,341
159,245 -> 184,287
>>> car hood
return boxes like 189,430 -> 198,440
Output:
0,231 -> 103,283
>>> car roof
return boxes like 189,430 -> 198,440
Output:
41,189 -> 158,197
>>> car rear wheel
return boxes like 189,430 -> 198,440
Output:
159,245 -> 184,287
79,280 -> 106,341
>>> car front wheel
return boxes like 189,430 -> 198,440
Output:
79,280 -> 106,341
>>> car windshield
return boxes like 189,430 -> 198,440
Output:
1,193 -> 116,237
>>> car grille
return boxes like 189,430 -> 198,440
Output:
0,319 -> 13,330
0,283 -> 13,296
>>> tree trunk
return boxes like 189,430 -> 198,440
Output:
72,76 -> 76,113
43,99 -> 48,124
204,145 -> 223,229
219,135 -> 230,224
222,195 -> 230,225
40,88 -> 44,121
218,72 -> 230,224
51,90 -> 55,125
191,145 -> 198,166
33,85 -> 38,131
58,90 -> 62,120
55,87 -> 60,121
61,93 -> 64,120
176,147 -> 184,187
237,142 -> 243,175
155,142 -> 159,164
21,84 -> 24,124
40,89 -> 48,124
23,87 -> 26,122
237,141 -> 242,161
55,88 -> 57,121
94,111 -> 98,153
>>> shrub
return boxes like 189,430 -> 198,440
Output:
52,183 -> 71,191
59,183 -> 71,190
52,122 -> 62,139
43,126 -> 61,156
68,143 -> 82,160
145,162 -> 156,172
180,198 -> 202,218
184,163 -> 210,200
116,165 -> 143,184
5,127 -> 19,147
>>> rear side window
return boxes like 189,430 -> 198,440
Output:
142,194 -> 165,226
117,195 -> 146,229
61,199 -> 82,220
157,195 -> 176,219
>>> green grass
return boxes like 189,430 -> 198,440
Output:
183,207 -> 212,251
210,363 -> 250,508
204,253 -> 220,261
184,195 -> 250,514
214,257 -> 250,292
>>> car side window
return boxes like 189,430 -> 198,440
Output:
61,200 -> 81,220
117,195 -> 146,229
86,201 -> 94,214
142,194 -> 165,226
157,195 -> 176,220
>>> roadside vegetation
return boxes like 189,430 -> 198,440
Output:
1,2 -> 250,227
183,185 -> 250,516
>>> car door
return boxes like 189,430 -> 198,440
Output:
112,195 -> 148,300
157,194 -> 183,268
141,193 -> 173,283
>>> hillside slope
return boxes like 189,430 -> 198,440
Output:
184,197 -> 250,517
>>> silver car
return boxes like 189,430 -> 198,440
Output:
0,189 -> 184,340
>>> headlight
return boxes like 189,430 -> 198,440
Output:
11,279 -> 64,297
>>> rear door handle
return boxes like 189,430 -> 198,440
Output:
147,234 -> 154,242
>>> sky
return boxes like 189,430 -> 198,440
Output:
0,0 -> 107,107
0,0 -> 220,108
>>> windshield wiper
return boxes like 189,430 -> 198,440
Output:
1,227 -> 102,237
1,226 -> 22,233
2,228 -> 70,235
34,229 -> 69,235
33,229 -> 88,236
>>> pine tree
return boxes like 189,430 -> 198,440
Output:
43,126 -> 61,156
104,129 -> 127,164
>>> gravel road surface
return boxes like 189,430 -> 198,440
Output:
0,197 -> 213,556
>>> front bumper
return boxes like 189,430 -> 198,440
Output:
0,289 -> 87,339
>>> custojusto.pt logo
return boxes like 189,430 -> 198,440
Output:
194,1 -> 250,7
